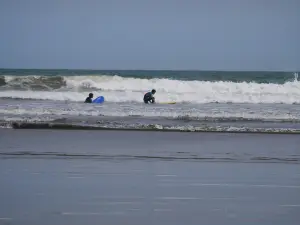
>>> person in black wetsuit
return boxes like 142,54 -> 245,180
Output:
85,93 -> 94,103
143,89 -> 156,104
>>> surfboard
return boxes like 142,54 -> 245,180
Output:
159,102 -> 176,104
92,96 -> 105,104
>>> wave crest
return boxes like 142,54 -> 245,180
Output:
0,73 -> 299,104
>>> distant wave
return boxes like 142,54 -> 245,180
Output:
0,69 -> 297,83
0,75 -> 65,90
0,73 -> 300,104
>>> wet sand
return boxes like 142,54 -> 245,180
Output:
0,129 -> 300,225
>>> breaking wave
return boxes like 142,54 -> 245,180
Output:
0,73 -> 299,104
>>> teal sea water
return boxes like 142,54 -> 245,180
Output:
0,68 -> 298,83
0,68 -> 300,133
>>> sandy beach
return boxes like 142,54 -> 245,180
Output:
0,129 -> 299,225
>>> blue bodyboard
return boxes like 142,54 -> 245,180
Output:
92,96 -> 105,104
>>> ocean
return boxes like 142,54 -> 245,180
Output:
1,68 -> 300,133
1,69 -> 300,224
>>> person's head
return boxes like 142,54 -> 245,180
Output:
89,93 -> 93,98
151,89 -> 156,94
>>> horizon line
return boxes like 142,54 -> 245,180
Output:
0,67 -> 298,73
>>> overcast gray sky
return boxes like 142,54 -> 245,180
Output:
0,0 -> 299,71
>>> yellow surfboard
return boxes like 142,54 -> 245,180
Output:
159,102 -> 176,104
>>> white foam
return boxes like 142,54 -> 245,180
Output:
1,74 -> 300,104
0,107 -> 297,121
0,103 -> 299,122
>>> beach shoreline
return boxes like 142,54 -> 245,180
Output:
2,122 -> 299,135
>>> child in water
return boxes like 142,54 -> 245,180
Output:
143,89 -> 156,103
84,93 -> 93,103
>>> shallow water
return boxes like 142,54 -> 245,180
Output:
1,99 -> 300,133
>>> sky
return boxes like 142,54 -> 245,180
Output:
0,0 -> 299,71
